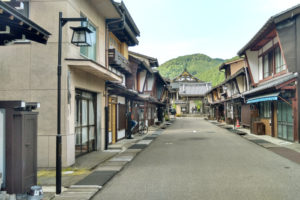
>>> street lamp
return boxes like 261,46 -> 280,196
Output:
70,26 -> 92,46
56,12 -> 91,195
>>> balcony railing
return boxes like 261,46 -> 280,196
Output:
108,48 -> 131,74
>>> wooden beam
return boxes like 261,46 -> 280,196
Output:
276,78 -> 297,89
9,15 -> 14,20
278,96 -> 292,106
19,21 -> 24,26
28,26 -> 32,31
0,8 -> 3,14
281,86 -> 296,90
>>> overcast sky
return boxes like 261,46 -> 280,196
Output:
120,0 -> 300,64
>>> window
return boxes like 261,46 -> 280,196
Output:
80,17 -> 97,61
259,102 -> 271,118
275,46 -> 286,73
263,51 -> 273,78
5,0 -> 29,17
261,45 -> 286,79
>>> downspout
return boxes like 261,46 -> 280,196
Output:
105,24 -> 109,68
104,83 -> 109,150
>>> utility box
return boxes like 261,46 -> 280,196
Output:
0,101 -> 39,194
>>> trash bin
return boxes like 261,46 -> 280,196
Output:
0,101 -> 39,194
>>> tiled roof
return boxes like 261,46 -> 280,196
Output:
179,83 -> 211,96
243,73 -> 297,96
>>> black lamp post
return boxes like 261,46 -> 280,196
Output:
56,12 -> 91,195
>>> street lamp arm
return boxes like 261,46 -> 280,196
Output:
61,17 -> 88,27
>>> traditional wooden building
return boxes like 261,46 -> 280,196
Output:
129,51 -> 169,129
205,58 -> 250,124
106,1 -> 140,144
170,69 -> 211,114
238,5 -> 300,141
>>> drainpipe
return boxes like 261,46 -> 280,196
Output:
105,24 -> 109,68
104,83 -> 109,150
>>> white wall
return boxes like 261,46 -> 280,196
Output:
117,96 -> 126,104
246,50 -> 259,83
236,76 -> 245,93
147,76 -> 154,91
109,132 -> 112,143
117,130 -> 125,139
139,70 -> 147,92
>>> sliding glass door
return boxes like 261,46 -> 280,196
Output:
75,89 -> 96,156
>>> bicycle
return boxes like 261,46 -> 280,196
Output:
138,121 -> 148,135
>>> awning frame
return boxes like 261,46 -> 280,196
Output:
246,92 -> 280,104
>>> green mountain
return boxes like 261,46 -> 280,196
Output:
158,54 -> 225,86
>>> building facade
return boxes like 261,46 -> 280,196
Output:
238,5 -> 300,141
206,5 -> 300,143
0,0 -> 128,167
170,69 -> 211,114
205,59 -> 250,126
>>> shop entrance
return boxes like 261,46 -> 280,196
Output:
75,89 -> 97,157
277,101 -> 293,141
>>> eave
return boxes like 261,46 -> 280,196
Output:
129,54 -> 153,73
0,2 -> 51,45
106,81 -> 138,97
90,0 -> 121,19
129,51 -> 159,67
66,58 -> 122,82
238,4 -> 300,56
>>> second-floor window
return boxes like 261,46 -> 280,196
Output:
275,46 -> 286,73
263,51 -> 273,78
80,17 -> 97,61
5,0 -> 29,17
261,46 -> 286,79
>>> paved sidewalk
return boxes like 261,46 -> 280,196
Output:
45,120 -> 173,200
208,120 -> 300,165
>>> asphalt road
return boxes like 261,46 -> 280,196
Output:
93,118 -> 300,200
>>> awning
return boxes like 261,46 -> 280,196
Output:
247,92 -> 280,104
